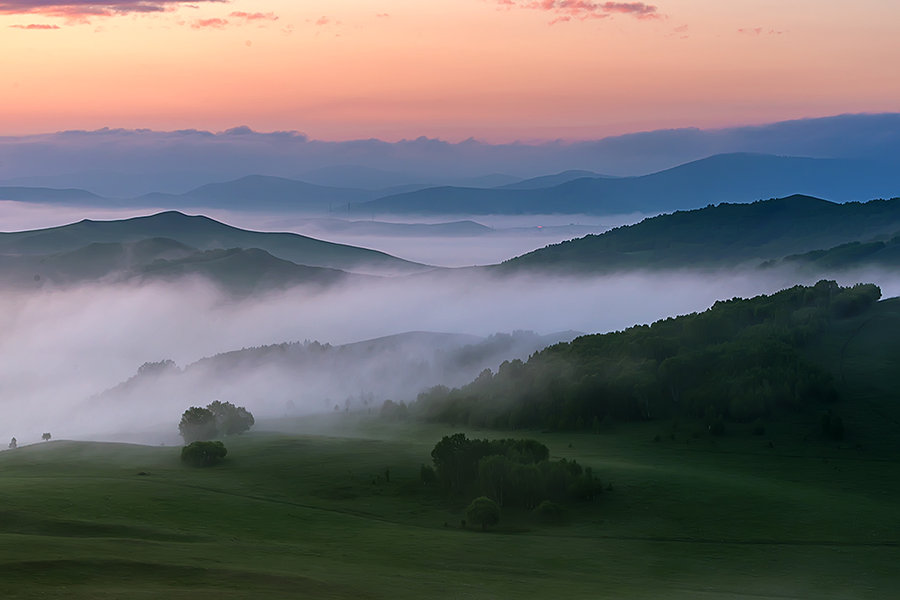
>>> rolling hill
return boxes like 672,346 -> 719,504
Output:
0,238 -> 357,295
499,195 -> 900,273
0,211 -> 431,275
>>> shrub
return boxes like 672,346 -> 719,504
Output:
465,496 -> 500,530
534,500 -> 566,524
181,440 -> 228,467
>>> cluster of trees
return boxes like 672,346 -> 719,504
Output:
178,400 -> 255,443
427,433 -> 601,516
181,440 -> 228,467
412,281 -> 878,431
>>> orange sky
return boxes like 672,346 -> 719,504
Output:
1,0 -> 898,141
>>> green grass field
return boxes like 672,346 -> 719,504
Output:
1,415 -> 898,599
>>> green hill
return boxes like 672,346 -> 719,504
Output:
769,236 -> 900,271
412,281 -> 891,436
0,238 -> 356,294
0,211 -> 430,275
500,195 -> 900,272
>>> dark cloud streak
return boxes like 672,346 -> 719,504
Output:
497,0 -> 661,23
0,0 -> 226,19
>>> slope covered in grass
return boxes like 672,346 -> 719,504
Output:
0,422 -> 897,599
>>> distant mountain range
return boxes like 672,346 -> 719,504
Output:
5,194 -> 900,294
3,114 -> 899,196
499,195 -> 900,273
349,154 -> 900,216
4,152 -> 898,218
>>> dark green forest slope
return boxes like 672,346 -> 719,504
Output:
500,195 -> 900,272
413,281 -> 885,432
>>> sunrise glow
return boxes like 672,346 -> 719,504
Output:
1,0 -> 899,141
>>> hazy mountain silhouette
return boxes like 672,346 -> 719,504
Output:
287,218 -> 494,237
92,329 -> 582,416
496,170 -> 607,190
0,186 -> 105,204
3,114 -> 898,196
138,175 -> 379,212
0,211 -> 430,274
349,154 -> 900,216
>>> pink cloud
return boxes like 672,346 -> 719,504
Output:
315,16 -> 331,26
229,11 -> 278,22
9,21 -> 59,28
191,17 -> 227,29
498,1 -> 661,22
0,1 -> 225,19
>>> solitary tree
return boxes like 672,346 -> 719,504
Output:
8,437 -> 16,449
466,496 -> 501,531
41,432 -> 51,442
178,407 -> 218,443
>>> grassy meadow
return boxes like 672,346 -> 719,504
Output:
1,414 -> 897,599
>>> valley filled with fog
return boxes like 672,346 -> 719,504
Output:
3,223 -> 899,445
2,114 -> 900,447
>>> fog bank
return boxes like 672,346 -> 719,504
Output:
3,266 -> 897,445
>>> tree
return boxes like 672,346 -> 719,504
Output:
41,432 -> 51,442
479,454 -> 514,506
8,437 -> 16,449
181,440 -> 227,467
178,407 -> 218,443
207,401 -> 254,435
466,496 -> 500,531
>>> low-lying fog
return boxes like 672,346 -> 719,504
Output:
3,265 -> 898,447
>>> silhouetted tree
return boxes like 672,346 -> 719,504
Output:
41,432 -> 51,442
8,437 -> 16,449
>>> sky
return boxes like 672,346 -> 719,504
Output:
1,0 -> 899,142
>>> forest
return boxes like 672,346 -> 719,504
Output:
412,281 -> 882,431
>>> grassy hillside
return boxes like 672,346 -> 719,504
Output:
501,195 -> 900,272
0,421 -> 897,599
